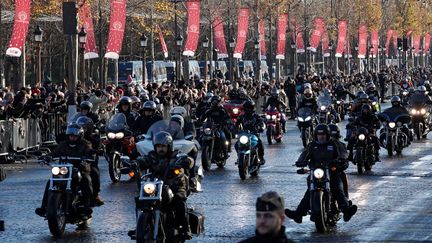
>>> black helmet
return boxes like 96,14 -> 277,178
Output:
119,96 -> 132,112
361,104 -> 372,115
360,93 -> 369,103
142,100 -> 157,112
271,87 -> 279,97
356,90 -> 366,99
65,123 -> 84,137
210,95 -> 222,107
139,93 -> 149,102
80,101 -> 93,111
313,123 -> 330,141
391,96 -> 401,107
75,116 -> 94,134
153,131 -> 173,153
152,97 -> 160,105
328,124 -> 341,139
243,100 -> 256,114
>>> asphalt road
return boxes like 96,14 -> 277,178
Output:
1,114 -> 432,242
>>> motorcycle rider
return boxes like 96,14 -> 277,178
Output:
35,124 -> 95,218
133,100 -> 163,135
79,101 -> 100,124
200,95 -> 233,155
135,131 -> 193,240
411,85 -> 432,105
285,124 -> 357,223
347,104 -> 381,162
334,83 -> 356,101
117,96 -> 138,128
297,88 -> 317,112
366,82 -> 380,100
235,100 -> 266,164
130,96 -> 141,113
380,96 -> 412,144
264,87 -> 287,133
195,92 -> 213,120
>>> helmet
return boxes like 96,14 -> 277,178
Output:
152,97 -> 160,105
360,93 -> 369,103
239,88 -> 247,97
356,90 -> 366,99
418,85 -> 427,92
119,96 -> 132,112
170,114 -> 184,130
328,124 -> 341,139
75,116 -> 94,134
170,106 -> 187,117
304,83 -> 312,90
304,88 -> 313,98
243,100 -> 256,114
131,96 -> 141,110
391,96 -> 401,107
361,104 -> 372,115
366,82 -> 376,90
271,87 -> 279,97
142,100 -> 157,112
204,92 -> 214,102
80,101 -> 93,111
139,93 -> 149,102
425,80 -> 430,85
65,123 -> 84,137
210,95 -> 222,107
152,131 -> 173,153
313,124 -> 330,141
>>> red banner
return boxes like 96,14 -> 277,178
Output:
212,15 -> 228,59
105,0 -> 127,59
371,31 -> 379,58
358,24 -> 368,58
183,1 -> 200,57
79,3 -> 98,59
413,35 -> 421,56
424,34 -> 431,55
392,31 -> 398,56
259,18 -> 266,60
308,17 -> 325,52
335,20 -> 347,57
6,0 -> 31,57
234,8 -> 250,59
158,25 -> 168,58
276,13 -> 288,60
289,18 -> 304,53
344,35 -> 351,58
385,29 -> 393,57
322,29 -> 330,57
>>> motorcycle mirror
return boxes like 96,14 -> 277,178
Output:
185,135 -> 193,141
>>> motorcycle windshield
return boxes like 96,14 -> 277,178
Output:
298,107 -> 312,118
317,95 -> 332,107
69,113 -> 86,124
266,106 -> 279,113
409,93 -> 427,107
379,111 -> 411,123
107,113 -> 127,132
224,100 -> 245,105
146,120 -> 185,141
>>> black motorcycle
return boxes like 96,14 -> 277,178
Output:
236,129 -> 261,180
200,120 -> 229,171
409,96 -> 430,140
378,112 -> 411,156
297,107 -> 314,148
334,99 -> 346,120
132,158 -> 204,243
353,127 -> 375,174
41,157 -> 94,237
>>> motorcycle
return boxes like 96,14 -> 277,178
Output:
133,159 -> 204,242
317,95 -> 337,124
236,128 -> 261,180
223,99 -> 245,124
41,157 -> 94,237
399,89 -> 410,107
334,99 -> 345,120
296,161 -> 348,233
409,94 -> 431,140
103,113 -> 136,183
353,127 -> 375,174
378,112 -> 411,156
265,107 -> 283,144
200,120 -> 229,171
297,107 -> 314,148
370,96 -> 381,113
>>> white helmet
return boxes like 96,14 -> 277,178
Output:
170,114 -> 184,130
170,106 -> 187,117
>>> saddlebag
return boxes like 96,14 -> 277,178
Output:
188,208 -> 204,235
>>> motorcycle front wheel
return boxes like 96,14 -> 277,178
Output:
386,136 -> 393,156
238,154 -> 248,180
47,192 -> 66,237
136,211 -> 155,243
109,153 -> 121,183
201,145 -> 212,172
355,149 -> 364,175
312,191 -> 328,233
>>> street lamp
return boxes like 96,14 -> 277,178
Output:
229,37 -> 235,82
254,38 -> 260,82
78,27 -> 87,86
202,35 -> 209,81
175,34 -> 183,81
34,25 -> 43,86
140,34 -> 148,83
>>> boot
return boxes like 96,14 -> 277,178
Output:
284,209 -> 302,224
348,150 -> 353,162
94,194 -> 104,206
259,155 -> 266,165
179,225 -> 193,240
343,205 -> 358,222
374,151 -> 381,162
35,207 -> 46,217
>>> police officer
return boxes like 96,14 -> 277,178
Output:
285,124 -> 357,223
137,131 -> 193,240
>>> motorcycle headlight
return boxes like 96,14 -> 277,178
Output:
320,105 -> 326,111
389,122 -> 396,128
232,108 -> 239,114
239,135 -> 249,144
298,117 -> 304,122
60,167 -> 68,175
115,132 -> 124,139
51,167 -> 60,175
266,115 -> 271,120
336,101 -> 341,104
144,183 -> 156,195
313,168 -> 324,179
305,116 -> 311,121
204,128 -> 211,135
107,132 -> 116,139
358,134 -> 366,141
271,115 -> 277,120
421,108 -> 427,115
372,101 -> 377,106
411,109 -> 417,115
403,91 -> 408,96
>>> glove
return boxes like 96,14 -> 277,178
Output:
295,161 -> 306,167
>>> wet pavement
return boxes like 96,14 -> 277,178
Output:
1,114 -> 432,242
